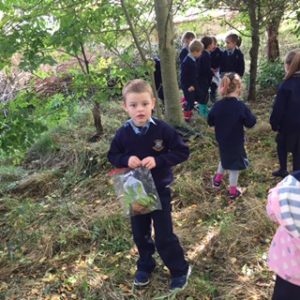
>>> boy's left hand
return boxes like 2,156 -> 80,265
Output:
141,157 -> 156,169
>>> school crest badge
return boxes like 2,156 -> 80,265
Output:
152,139 -> 164,151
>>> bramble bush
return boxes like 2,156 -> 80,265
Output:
257,59 -> 285,90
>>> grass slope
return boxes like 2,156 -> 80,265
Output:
0,95 -> 285,300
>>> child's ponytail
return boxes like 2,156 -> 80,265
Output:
284,49 -> 300,80
219,73 -> 242,97
220,76 -> 231,96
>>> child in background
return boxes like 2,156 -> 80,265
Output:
180,39 -> 203,122
270,49 -> 300,177
207,73 -> 256,201
179,31 -> 196,64
220,33 -> 245,78
210,36 -> 222,103
266,171 -> 300,300
107,79 -> 191,291
197,36 -> 214,117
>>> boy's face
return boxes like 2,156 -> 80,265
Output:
191,50 -> 202,59
123,92 -> 155,127
225,38 -> 235,50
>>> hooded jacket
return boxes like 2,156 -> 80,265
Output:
267,171 -> 300,286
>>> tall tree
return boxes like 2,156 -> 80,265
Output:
154,0 -> 183,125
247,0 -> 261,101
265,1 -> 288,62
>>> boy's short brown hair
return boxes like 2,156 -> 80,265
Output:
122,79 -> 154,101
189,39 -> 204,53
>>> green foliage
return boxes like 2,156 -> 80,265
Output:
123,184 -> 157,212
71,55 -> 151,103
0,91 -> 79,163
0,92 -> 47,162
257,59 -> 285,89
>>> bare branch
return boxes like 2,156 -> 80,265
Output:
120,0 -> 147,63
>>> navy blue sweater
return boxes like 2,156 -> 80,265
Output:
197,50 -> 213,86
180,55 -> 198,91
207,97 -> 256,146
179,47 -> 189,64
107,119 -> 189,191
220,48 -> 245,77
270,73 -> 300,134
211,47 -> 222,69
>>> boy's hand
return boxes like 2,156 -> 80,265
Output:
141,157 -> 156,170
128,156 -> 142,169
188,86 -> 195,92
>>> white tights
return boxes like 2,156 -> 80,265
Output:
217,162 -> 239,186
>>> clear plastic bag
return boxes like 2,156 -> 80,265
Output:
108,167 -> 161,216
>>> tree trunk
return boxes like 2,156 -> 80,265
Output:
78,43 -> 103,136
154,0 -> 183,126
247,0 -> 260,101
266,15 -> 282,61
121,0 -> 161,119
92,102 -> 103,136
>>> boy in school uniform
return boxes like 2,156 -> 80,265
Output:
197,36 -> 214,117
107,79 -> 191,291
180,39 -> 204,122
219,33 -> 245,78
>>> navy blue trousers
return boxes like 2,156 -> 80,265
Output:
130,188 -> 188,277
210,82 -> 218,103
272,275 -> 300,300
276,132 -> 300,171
198,82 -> 210,105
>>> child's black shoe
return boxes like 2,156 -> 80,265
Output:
169,265 -> 192,291
133,271 -> 150,287
272,169 -> 289,178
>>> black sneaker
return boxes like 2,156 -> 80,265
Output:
272,169 -> 289,178
133,271 -> 150,287
169,265 -> 192,291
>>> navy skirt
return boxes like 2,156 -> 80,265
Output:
219,143 -> 249,170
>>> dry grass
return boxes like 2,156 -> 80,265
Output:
0,97 -> 280,299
